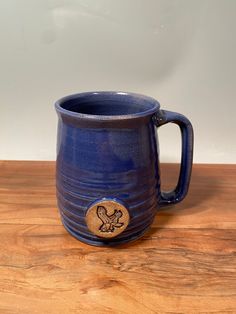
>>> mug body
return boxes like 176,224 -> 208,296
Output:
55,92 -> 161,246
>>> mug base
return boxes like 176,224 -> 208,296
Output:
61,218 -> 150,247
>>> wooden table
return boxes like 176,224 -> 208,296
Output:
0,161 -> 235,313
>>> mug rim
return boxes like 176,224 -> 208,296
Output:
55,91 -> 160,121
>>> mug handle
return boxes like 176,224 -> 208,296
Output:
153,109 -> 194,207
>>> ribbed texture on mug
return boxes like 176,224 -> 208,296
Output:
56,160 -> 159,245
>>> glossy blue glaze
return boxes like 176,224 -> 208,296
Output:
55,91 -> 193,246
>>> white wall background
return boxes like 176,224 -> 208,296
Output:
0,0 -> 235,163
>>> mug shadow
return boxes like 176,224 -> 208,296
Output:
118,167 -> 221,249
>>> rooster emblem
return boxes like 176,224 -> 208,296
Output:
97,206 -> 124,232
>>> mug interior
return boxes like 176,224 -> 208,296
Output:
57,92 -> 159,117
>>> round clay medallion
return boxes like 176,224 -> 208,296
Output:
86,199 -> 130,238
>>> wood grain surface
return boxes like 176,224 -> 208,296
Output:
0,161 -> 235,314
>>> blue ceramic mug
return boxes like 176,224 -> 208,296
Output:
55,92 -> 193,246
